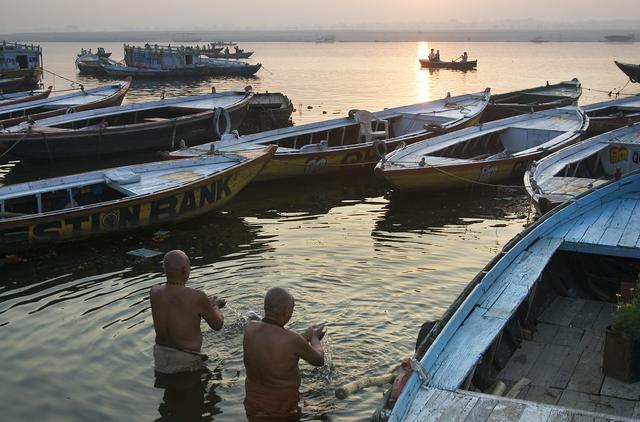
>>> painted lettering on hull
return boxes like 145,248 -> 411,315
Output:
0,175 -> 236,248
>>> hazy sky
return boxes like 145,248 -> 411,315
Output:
1,0 -> 638,32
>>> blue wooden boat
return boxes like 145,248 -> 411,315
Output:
379,171 -> 640,421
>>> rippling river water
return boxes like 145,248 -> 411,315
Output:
1,41 -> 639,421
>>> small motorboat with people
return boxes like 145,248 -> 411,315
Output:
239,92 -> 294,133
615,61 -> 640,83
481,78 -> 582,122
75,52 -> 121,76
419,51 -> 477,71
0,79 -> 131,128
375,107 -> 587,192
169,90 -> 492,182
582,94 -> 640,136
525,123 -> 640,213
377,170 -> 640,421
0,86 -> 52,107
0,145 -> 276,253
0,89 -> 254,160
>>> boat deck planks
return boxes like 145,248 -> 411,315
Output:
403,388 -> 637,421
496,296 -> 638,419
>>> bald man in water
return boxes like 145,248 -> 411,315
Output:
150,250 -> 226,374
243,287 -> 326,421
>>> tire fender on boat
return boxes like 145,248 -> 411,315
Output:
212,107 -> 232,139
65,106 -> 76,114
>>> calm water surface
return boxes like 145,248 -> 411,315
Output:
1,41 -> 639,421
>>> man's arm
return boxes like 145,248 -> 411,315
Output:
199,291 -> 224,331
294,330 -> 325,367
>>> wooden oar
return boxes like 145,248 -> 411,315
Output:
335,372 -> 396,399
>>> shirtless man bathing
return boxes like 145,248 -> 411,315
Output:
150,250 -> 227,374
243,287 -> 326,421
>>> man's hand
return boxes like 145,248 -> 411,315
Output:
303,324 -> 327,342
208,295 -> 226,309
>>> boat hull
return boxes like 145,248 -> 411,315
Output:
76,61 -> 108,76
251,113 -> 482,181
0,147 -> 274,253
615,61 -> 640,83
104,63 -> 261,78
419,59 -> 477,70
0,69 -> 42,92
0,79 -> 132,128
0,87 -> 52,107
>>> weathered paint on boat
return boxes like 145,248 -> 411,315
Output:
525,122 -> 640,213
481,79 -> 582,122
376,107 -> 588,192
583,95 -> 640,136
386,170 -> 640,421
0,79 -> 132,127
171,90 -> 491,181
0,145 -> 275,253
0,86 -> 52,107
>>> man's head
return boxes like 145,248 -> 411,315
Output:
163,250 -> 190,285
264,287 -> 295,325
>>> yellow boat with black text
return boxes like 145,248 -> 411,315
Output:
0,145 -> 276,253
169,90 -> 490,181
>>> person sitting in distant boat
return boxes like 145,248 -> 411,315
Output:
224,46 -> 230,55
428,48 -> 436,61
435,50 -> 441,62
150,250 -> 227,374
243,287 -> 326,421
234,45 -> 241,53
457,51 -> 468,63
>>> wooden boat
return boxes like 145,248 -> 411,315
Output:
583,95 -> 640,135
103,60 -> 261,77
0,90 -> 254,160
0,79 -> 131,128
0,145 -> 276,253
239,92 -> 294,133
530,36 -> 549,43
615,61 -> 640,83
379,171 -> 640,421
481,79 -> 582,122
169,90 -> 492,181
525,123 -> 640,213
75,54 -> 120,76
419,59 -> 477,71
375,107 -> 588,192
0,41 -> 43,92
100,44 -> 262,77
0,86 -> 52,107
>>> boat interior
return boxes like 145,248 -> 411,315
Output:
459,250 -> 640,419
0,181 -> 127,218
428,127 -> 565,161
257,112 -> 459,151
587,106 -> 640,118
34,106 -> 209,131
492,92 -> 570,106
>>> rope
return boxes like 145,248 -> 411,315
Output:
583,80 -> 636,98
42,68 -> 84,90
388,158 -> 526,190
0,131 -> 29,161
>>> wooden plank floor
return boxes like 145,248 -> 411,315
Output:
497,296 -> 640,420
407,387 -> 639,422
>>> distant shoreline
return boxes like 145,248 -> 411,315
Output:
1,29 -> 638,43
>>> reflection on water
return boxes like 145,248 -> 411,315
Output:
155,367 -> 223,422
3,41 -> 638,421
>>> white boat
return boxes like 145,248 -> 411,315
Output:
525,122 -> 640,213
381,170 -> 640,421
375,107 -> 588,191
169,90 -> 492,181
